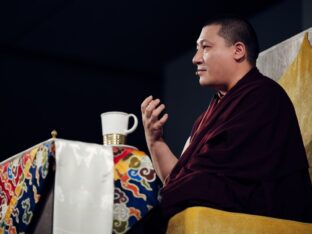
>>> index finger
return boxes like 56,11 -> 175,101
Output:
141,95 -> 153,113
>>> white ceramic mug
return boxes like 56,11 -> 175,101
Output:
101,111 -> 138,145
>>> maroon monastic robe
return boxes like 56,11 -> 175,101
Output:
161,67 -> 312,223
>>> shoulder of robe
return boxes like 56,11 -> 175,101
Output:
248,75 -> 293,107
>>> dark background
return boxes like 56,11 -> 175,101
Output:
0,0 -> 311,159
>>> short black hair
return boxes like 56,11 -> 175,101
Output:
204,17 -> 259,65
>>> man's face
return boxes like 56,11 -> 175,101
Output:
193,24 -> 235,88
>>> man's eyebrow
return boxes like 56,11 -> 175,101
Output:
196,39 -> 204,45
196,39 -> 211,46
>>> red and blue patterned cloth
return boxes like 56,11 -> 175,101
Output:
113,146 -> 160,233
0,141 -> 55,234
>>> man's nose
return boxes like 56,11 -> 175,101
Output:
192,50 -> 203,65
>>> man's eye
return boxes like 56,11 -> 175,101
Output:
203,45 -> 210,49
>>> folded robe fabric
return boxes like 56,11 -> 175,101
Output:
161,67 -> 312,223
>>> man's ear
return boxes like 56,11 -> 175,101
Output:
233,42 -> 247,62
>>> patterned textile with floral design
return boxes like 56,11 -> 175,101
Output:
113,146 -> 160,234
0,141 -> 54,234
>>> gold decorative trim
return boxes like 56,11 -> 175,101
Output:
103,134 -> 126,145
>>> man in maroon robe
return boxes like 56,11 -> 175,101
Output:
140,17 -> 312,230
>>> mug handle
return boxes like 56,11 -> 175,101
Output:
125,114 -> 138,134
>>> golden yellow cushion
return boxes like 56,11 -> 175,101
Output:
278,32 -> 312,179
167,207 -> 312,234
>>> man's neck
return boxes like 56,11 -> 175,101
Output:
225,63 -> 254,91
